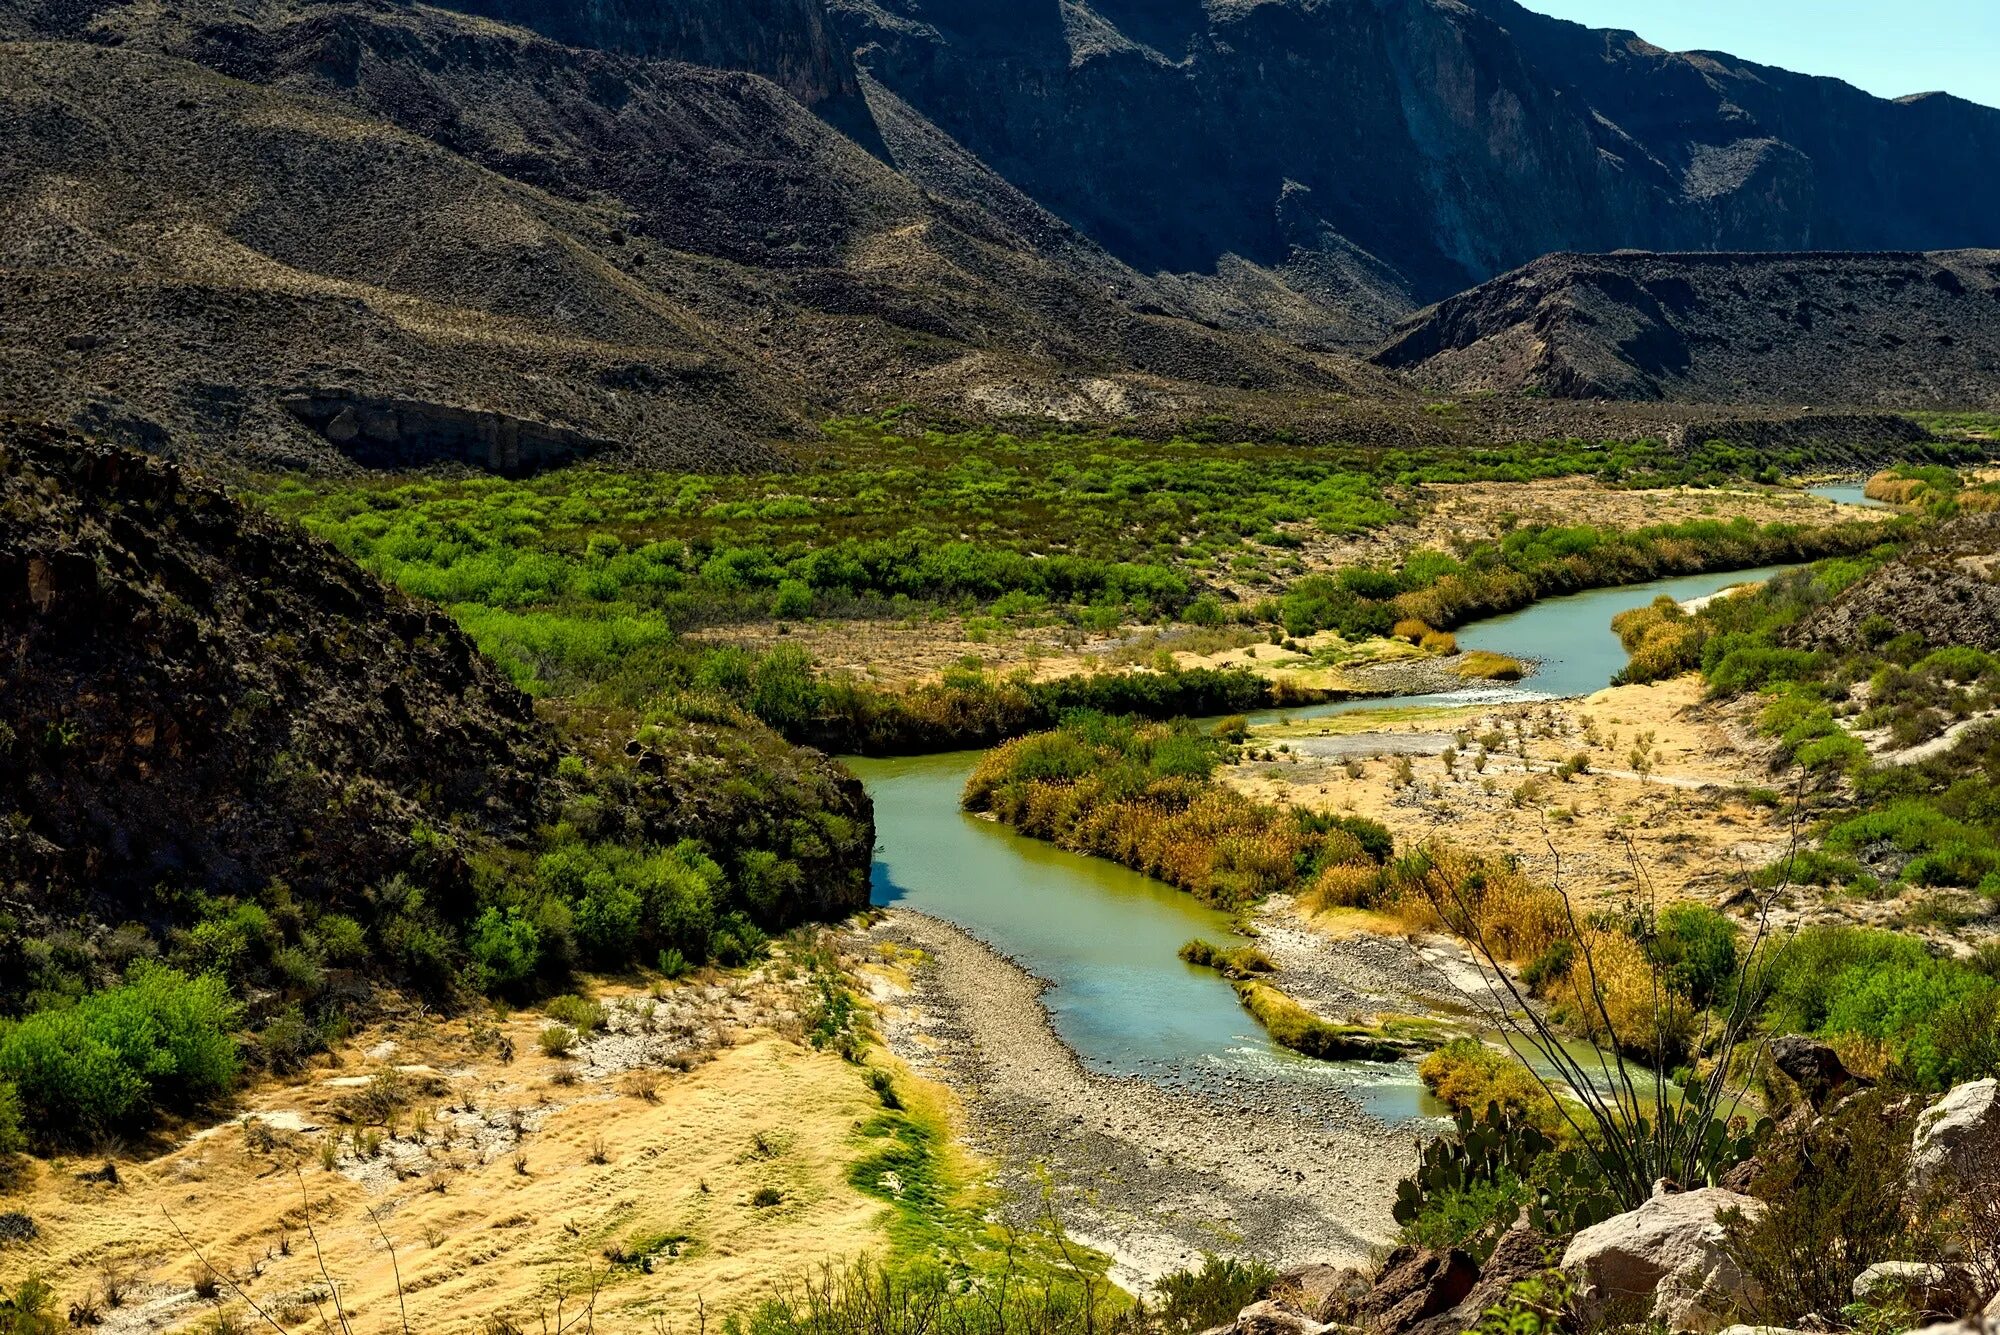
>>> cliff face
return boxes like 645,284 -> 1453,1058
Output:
424,0 -> 861,106
828,0 -> 2000,301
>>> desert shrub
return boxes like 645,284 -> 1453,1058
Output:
1393,618 -> 1434,644
0,966 -> 241,1142
1303,863 -> 1382,910
0,1275 -> 60,1335
1381,845 -> 1569,966
1648,903 -> 1739,1008
1417,1039 -> 1567,1137
1720,1092 -> 1930,1326
544,995 -> 606,1033
1550,927 -> 1696,1066
536,1026 -> 575,1058
1153,1255 -> 1277,1334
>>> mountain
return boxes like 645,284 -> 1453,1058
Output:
1373,249 -> 2000,406
0,0 -> 1997,466
829,0 -> 2000,305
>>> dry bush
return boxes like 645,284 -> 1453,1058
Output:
1304,863 -> 1382,911
1393,618 -> 1434,644
1550,927 -> 1697,1063
1382,844 -> 1568,964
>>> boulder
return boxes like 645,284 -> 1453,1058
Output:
1234,1299 -> 1336,1335
1274,1264 -> 1370,1325
1768,1036 -> 1866,1106
1360,1246 -> 1479,1335
1562,1188 -> 1766,1334
1404,1224 -> 1557,1335
1911,1080 -> 2000,1198
1852,1261 -> 1965,1315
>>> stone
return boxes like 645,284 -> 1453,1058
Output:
1234,1299 -> 1333,1335
1561,1188 -> 1766,1334
1768,1036 -> 1865,1105
1852,1261 -> 1956,1310
1403,1224 -> 1559,1335
1274,1264 -> 1370,1325
1360,1246 -> 1479,1335
1911,1080 -> 2000,1198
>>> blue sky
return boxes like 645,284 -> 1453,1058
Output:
1518,1 -> 2000,109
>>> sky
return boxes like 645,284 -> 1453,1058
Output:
1517,1 -> 2000,109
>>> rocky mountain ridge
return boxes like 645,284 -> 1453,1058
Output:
0,0 -> 1997,467
1375,249 -> 2000,406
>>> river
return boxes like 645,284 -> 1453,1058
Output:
855,491 -> 1877,1123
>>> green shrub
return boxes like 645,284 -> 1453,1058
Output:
1649,903 -> 1739,1008
1153,1255 -> 1278,1334
0,1082 -> 22,1157
544,995 -> 606,1033
1759,926 -> 2000,1088
0,966 -> 241,1143
466,907 -> 542,995
771,579 -> 814,619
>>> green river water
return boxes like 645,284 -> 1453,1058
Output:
853,509 -> 1869,1122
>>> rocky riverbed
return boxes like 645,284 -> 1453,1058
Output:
869,909 -> 1429,1291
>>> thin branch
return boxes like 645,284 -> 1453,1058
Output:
294,1168 -> 354,1335
162,1205 -> 293,1335
366,1206 -> 412,1335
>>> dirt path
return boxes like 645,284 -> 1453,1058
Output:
870,910 -> 1415,1292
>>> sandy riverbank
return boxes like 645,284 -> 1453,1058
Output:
869,909 -> 1420,1292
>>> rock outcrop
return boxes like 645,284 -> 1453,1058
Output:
1768,1035 -> 1870,1108
281,393 -> 613,476
1911,1079 -> 2000,1198
1562,1189 -> 1766,1334
1852,1261 -> 1971,1318
1373,250 -> 2000,406
832,0 -> 2000,307
1358,1246 -> 1481,1334
1792,520 -> 2000,656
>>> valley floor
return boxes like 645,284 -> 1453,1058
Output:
0,963 -> 919,1333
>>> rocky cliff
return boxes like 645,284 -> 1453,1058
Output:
831,0 -> 2000,305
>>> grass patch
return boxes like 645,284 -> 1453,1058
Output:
1232,981 -> 1430,1062
1456,650 -> 1527,681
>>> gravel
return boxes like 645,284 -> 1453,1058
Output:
871,910 -> 1416,1293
